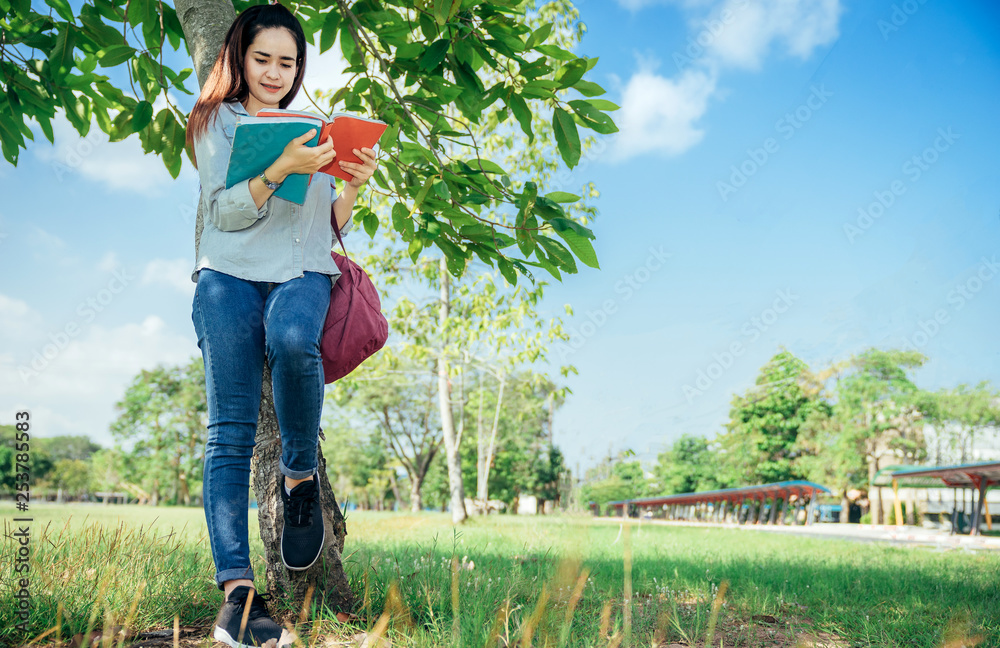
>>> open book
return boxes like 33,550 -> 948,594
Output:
225,109 -> 388,205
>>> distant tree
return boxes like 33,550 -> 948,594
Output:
932,382 -> 1000,463
580,453 -> 649,510
45,459 -> 91,500
716,351 -> 827,486
110,358 -> 207,506
822,349 -> 927,524
654,434 -> 719,495
333,353 -> 443,512
35,436 -> 103,463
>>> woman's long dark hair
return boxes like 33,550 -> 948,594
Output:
185,3 -> 306,162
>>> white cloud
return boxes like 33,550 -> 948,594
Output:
610,66 -> 716,160
610,0 -> 842,161
0,294 -> 45,345
705,0 -> 842,70
142,258 -> 196,295
0,312 -> 197,447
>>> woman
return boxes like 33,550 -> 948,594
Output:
184,4 -> 377,647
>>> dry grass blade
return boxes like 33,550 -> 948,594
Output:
598,602 -> 612,641
238,589 -> 256,646
703,580 -> 729,648
519,584 -> 549,648
562,567 -> 590,628
299,584 -> 317,626
115,580 -> 146,648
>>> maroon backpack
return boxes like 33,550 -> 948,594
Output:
321,217 -> 388,383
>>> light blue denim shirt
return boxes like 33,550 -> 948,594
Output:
190,100 -> 351,284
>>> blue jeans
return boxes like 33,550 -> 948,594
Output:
192,268 -> 331,590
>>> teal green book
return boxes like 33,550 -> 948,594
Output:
225,118 -> 321,205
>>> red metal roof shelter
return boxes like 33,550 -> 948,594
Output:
606,480 -> 830,526
892,461 -> 1000,536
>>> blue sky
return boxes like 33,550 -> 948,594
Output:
2,0 -> 998,475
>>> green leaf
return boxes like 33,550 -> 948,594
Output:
498,258 -> 517,285
568,99 -> 618,134
552,107 -> 581,168
420,39 -> 450,71
319,10 -> 342,53
545,192 -> 581,204
433,0 -> 462,25
98,44 -> 136,68
526,22 -> 553,50
586,99 -> 620,111
538,236 -> 578,274
507,93 -> 533,142
533,44 -> 576,61
45,0 -> 74,22
409,176 -> 435,217
549,217 -> 595,240
571,79 -> 606,97
363,208 -> 379,237
465,158 -> 507,174
132,100 -> 153,132
555,59 -> 588,89
553,226 -> 600,269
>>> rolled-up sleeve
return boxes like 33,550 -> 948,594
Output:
194,108 -> 269,232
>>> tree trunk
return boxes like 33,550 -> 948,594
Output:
438,258 -> 467,524
479,370 -> 505,506
409,476 -> 423,512
253,363 -> 354,613
176,0 -> 353,611
839,493 -> 850,523
388,469 -> 403,510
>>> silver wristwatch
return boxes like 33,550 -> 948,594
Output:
258,170 -> 282,190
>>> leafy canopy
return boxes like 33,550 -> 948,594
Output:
1,0 -> 617,284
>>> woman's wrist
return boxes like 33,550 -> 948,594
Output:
266,159 -> 290,184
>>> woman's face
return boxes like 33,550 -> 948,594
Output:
242,27 -> 298,114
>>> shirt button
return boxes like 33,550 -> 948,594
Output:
295,238 -> 300,243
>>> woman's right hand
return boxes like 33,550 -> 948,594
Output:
274,130 -> 335,178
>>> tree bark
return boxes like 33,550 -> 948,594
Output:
437,258 -> 467,524
253,363 -> 354,613
177,0 -> 353,612
409,475 -> 423,512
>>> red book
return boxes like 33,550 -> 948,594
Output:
253,108 -> 388,183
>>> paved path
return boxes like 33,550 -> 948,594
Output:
604,518 -> 1000,551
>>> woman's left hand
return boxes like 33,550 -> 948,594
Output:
340,147 -> 378,189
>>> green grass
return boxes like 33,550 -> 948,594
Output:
2,502 -> 998,647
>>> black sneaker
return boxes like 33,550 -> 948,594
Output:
280,478 -> 325,571
212,585 -> 288,648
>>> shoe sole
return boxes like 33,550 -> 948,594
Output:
280,521 -> 325,571
214,625 -> 290,648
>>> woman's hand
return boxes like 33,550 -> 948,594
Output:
339,147 -> 377,189
273,130 -> 335,179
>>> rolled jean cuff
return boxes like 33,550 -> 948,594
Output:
279,458 -> 317,480
215,565 -> 255,590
